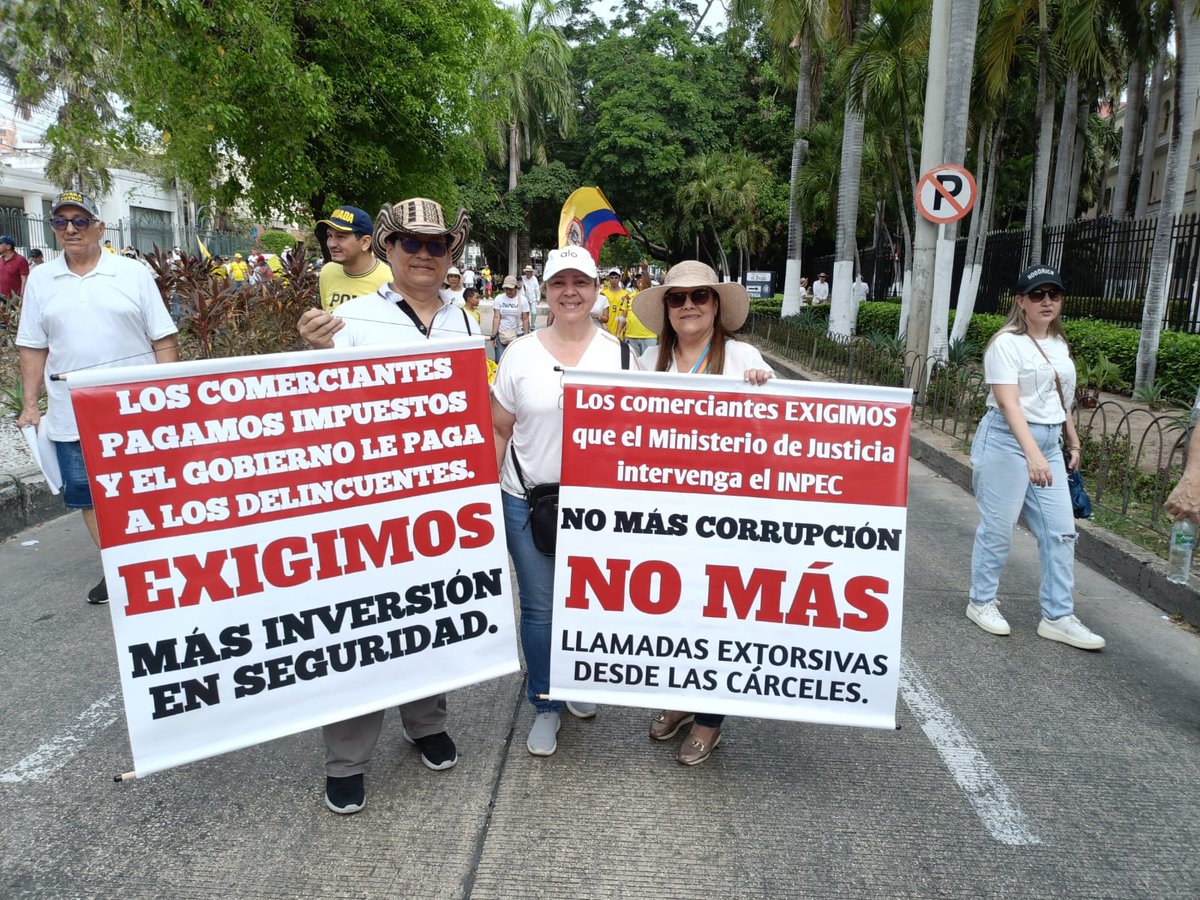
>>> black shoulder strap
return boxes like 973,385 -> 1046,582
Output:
461,307 -> 472,333
509,443 -> 530,492
620,339 -> 630,370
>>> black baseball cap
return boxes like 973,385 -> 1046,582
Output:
1016,265 -> 1064,294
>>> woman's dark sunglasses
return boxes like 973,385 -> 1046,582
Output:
51,215 -> 95,231
1027,288 -> 1064,301
394,235 -> 449,257
664,287 -> 715,308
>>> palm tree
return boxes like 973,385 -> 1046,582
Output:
678,153 -> 734,277
489,0 -> 576,274
731,0 -> 828,317
828,0 -> 872,338
1136,1 -> 1200,390
840,0 -> 930,336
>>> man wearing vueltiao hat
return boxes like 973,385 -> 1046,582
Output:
298,197 -> 478,816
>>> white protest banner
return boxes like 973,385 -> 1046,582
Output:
68,338 -> 518,776
550,371 -> 912,730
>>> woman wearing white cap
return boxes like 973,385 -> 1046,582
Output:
491,275 -> 530,362
631,259 -> 772,766
492,247 -> 637,756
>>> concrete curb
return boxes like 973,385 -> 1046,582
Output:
755,344 -> 1200,624
0,467 -> 68,542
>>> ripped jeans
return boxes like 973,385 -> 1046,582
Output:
969,409 -> 1077,620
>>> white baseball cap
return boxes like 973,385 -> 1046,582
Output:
543,247 -> 598,281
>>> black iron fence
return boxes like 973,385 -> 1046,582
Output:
804,212 -> 1200,333
743,311 -> 1190,543
0,208 -> 258,260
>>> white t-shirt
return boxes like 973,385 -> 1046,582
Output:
493,329 -> 628,495
984,331 -> 1075,425
492,292 -> 526,336
812,280 -> 830,302
16,251 -> 177,440
851,280 -> 869,302
638,338 -> 772,376
590,297 -> 608,325
332,286 -> 478,347
439,287 -> 466,308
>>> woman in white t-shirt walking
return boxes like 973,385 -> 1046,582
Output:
967,265 -> 1104,650
631,260 -> 772,766
491,247 -> 635,757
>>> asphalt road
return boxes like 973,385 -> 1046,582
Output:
2,458 -> 1198,899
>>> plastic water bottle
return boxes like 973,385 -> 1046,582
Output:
1168,519 -> 1196,585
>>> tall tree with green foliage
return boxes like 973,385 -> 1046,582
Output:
484,0 -> 576,275
4,0 -> 500,222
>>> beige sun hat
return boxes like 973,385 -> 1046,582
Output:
632,260 -> 750,334
373,197 -> 469,263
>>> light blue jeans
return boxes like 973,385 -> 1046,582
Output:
969,409 -> 1077,620
502,491 -> 563,713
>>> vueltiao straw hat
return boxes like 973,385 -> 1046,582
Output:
373,197 -> 469,263
633,260 -> 750,334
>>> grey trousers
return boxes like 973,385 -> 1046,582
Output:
323,693 -> 448,776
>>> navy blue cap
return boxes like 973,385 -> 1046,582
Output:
0,236 -> 14,247
316,206 -> 373,237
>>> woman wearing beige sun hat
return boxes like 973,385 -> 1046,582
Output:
632,259 -> 774,766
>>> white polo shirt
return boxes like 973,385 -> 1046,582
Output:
332,284 -> 479,347
16,250 -> 177,440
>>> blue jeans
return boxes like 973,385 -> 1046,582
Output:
969,409 -> 1076,620
503,491 -> 562,713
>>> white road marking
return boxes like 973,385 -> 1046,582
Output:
0,694 -> 120,783
900,653 -> 1042,845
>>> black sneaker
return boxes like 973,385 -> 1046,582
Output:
403,728 -> 458,771
325,773 -> 365,814
87,577 -> 108,605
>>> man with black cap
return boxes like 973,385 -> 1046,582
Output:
16,190 -> 178,604
315,205 -> 389,312
297,197 -> 476,815
0,234 -> 30,302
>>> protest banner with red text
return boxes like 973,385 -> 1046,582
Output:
68,338 -> 518,775
550,370 -> 912,729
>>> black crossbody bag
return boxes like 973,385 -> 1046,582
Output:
509,341 -> 631,556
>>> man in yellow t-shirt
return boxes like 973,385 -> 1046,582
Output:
229,253 -> 249,283
598,267 -> 631,336
316,205 -> 390,312
622,261 -> 657,354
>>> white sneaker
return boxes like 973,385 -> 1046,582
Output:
527,711 -> 561,756
1038,614 -> 1106,651
966,601 -> 1011,635
565,700 -> 597,719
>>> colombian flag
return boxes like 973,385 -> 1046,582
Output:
558,187 -> 629,263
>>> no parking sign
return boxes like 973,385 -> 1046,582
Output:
916,165 -> 976,224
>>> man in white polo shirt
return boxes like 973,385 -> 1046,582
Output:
16,190 -> 178,605
297,196 -> 477,817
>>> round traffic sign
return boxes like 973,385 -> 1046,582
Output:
916,165 -> 977,224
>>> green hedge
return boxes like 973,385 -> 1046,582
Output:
258,230 -> 299,256
752,299 -> 1200,401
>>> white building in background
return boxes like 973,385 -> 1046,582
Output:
1091,82 -> 1200,219
0,136 -> 187,258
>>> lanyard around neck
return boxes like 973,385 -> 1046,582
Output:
686,341 -> 711,374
